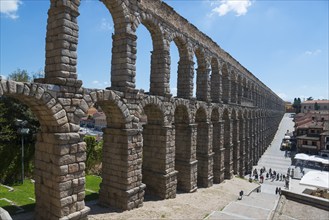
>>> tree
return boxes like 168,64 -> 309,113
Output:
314,102 -> 320,110
84,136 -> 102,174
0,69 -> 40,183
7,69 -> 30,82
292,98 -> 302,113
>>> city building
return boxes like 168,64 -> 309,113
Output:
285,101 -> 294,113
294,111 -> 329,155
301,100 -> 329,113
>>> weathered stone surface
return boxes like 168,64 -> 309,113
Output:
0,0 -> 286,219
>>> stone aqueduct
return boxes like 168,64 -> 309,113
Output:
0,0 -> 285,219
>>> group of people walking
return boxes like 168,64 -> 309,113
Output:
251,167 -> 286,184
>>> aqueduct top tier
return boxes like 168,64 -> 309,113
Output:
40,0 -> 284,110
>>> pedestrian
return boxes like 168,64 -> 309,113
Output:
280,174 -> 283,181
266,173 -> 269,179
283,174 -> 286,181
273,170 -> 276,176
278,187 -> 282,195
275,187 -> 278,195
260,175 -> 264,183
269,168 -> 272,175
276,173 -> 279,181
239,190 -> 244,200
255,174 -> 258,181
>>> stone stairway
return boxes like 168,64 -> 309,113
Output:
207,191 -> 280,220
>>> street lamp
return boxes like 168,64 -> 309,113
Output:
15,119 -> 29,183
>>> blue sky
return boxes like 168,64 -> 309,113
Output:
1,0 -> 328,102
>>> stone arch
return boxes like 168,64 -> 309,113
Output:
221,63 -> 230,104
139,96 -> 168,125
140,97 -> 177,199
1,80 -> 89,219
134,13 -> 169,96
101,0 -> 131,33
83,89 -> 131,129
81,89 -> 146,210
210,57 -> 221,103
195,105 -> 213,187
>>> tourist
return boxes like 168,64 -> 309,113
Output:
275,187 -> 278,195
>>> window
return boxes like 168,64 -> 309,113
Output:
303,140 -> 307,145
312,141 -> 316,146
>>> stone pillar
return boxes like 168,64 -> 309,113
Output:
196,68 -> 211,102
232,118 -> 240,175
230,80 -> 237,104
111,32 -> 137,92
237,81 -> 242,104
239,119 -> 246,176
245,118 -> 251,174
177,59 -> 194,99
99,128 -> 146,210
175,124 -> 198,192
224,118 -> 233,179
196,122 -> 214,187
210,71 -> 222,103
34,132 -> 89,220
150,45 -> 170,96
212,120 -> 225,183
43,0 -> 81,86
142,125 -> 177,199
222,75 -> 231,104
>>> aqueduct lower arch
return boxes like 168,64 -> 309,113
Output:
1,0 -> 285,219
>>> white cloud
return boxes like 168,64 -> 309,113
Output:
0,0 -> 22,19
100,18 -> 113,31
92,80 -> 99,84
304,49 -> 321,56
211,0 -> 252,17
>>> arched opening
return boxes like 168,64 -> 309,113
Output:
77,1 -> 114,89
136,19 -> 167,96
136,24 -> 153,93
79,105 -> 105,202
0,83 -> 89,219
171,37 -> 189,97
174,105 -> 196,192
0,95 -> 39,186
223,108 -> 232,179
222,64 -> 230,104
211,108 -> 224,183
